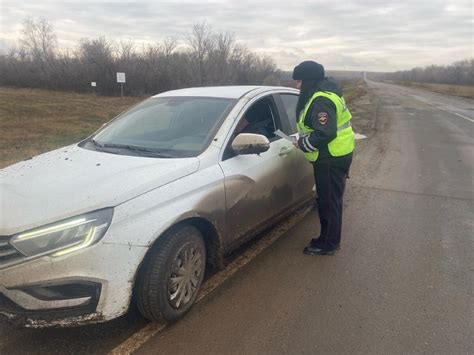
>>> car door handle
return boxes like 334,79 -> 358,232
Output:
279,146 -> 293,156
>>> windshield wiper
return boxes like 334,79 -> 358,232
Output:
90,138 -> 104,149
101,143 -> 174,158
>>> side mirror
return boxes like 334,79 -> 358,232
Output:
231,133 -> 270,155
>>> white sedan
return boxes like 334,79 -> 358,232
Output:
0,86 -> 314,327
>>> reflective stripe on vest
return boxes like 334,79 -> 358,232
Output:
337,120 -> 351,131
296,91 -> 355,162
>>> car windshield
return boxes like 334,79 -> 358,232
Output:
88,96 -> 235,158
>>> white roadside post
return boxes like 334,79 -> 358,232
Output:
116,72 -> 126,98
91,81 -> 97,96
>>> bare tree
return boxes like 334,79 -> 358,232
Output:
77,37 -> 116,94
20,17 -> 57,61
0,18 -> 282,95
118,39 -> 136,62
187,22 -> 215,85
208,32 -> 235,83
374,59 -> 474,86
162,37 -> 177,57
18,17 -> 58,88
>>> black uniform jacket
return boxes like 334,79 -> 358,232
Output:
297,77 -> 352,165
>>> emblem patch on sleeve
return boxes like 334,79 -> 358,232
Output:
318,112 -> 328,125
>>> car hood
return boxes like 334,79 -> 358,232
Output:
0,145 -> 200,235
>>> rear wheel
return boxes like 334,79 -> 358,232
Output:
135,225 -> 206,323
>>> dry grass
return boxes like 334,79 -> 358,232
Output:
0,87 -> 142,168
386,81 -> 474,99
341,79 -> 367,104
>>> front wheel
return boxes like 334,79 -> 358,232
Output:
135,225 -> 206,323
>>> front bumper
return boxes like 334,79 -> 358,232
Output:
0,241 -> 148,328
0,281 -> 101,327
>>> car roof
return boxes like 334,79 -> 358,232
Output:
152,85 -> 298,99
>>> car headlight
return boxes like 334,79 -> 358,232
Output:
10,208 -> 113,258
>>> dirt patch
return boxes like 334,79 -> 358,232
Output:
345,80 -> 378,138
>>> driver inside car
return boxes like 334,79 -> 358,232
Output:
234,104 -> 275,139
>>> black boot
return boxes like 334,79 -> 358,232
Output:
303,245 -> 336,255
308,237 -> 340,250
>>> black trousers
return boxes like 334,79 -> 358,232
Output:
312,154 -> 352,251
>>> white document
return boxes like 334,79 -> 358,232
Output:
274,129 -> 299,142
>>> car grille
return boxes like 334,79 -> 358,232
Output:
0,236 -> 23,267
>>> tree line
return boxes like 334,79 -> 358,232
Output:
0,18 -> 281,96
370,59 -> 474,86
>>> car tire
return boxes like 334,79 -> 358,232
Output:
135,225 -> 206,323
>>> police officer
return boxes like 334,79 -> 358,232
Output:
292,60 -> 355,255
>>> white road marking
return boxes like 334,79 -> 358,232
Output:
453,112 -> 474,123
413,95 -> 474,123
109,206 -> 312,355
354,133 -> 367,140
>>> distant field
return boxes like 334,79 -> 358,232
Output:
0,88 -> 142,168
0,81 -> 366,168
385,81 -> 474,99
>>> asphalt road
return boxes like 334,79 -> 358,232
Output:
1,81 -> 472,354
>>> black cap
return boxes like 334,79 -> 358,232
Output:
292,61 -> 325,81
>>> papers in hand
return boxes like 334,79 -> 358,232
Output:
274,129 -> 299,142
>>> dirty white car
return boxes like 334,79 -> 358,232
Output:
0,86 -> 314,327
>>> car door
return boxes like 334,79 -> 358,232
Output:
276,92 -> 315,203
219,94 -> 296,246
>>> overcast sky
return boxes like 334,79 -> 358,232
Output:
0,0 -> 472,72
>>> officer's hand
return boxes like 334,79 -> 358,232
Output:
292,136 -> 299,149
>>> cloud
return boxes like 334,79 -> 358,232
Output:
0,0 -> 471,71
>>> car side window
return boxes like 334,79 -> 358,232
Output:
222,96 -> 281,160
279,94 -> 299,133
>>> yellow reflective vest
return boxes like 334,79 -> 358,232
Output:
296,91 -> 355,162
